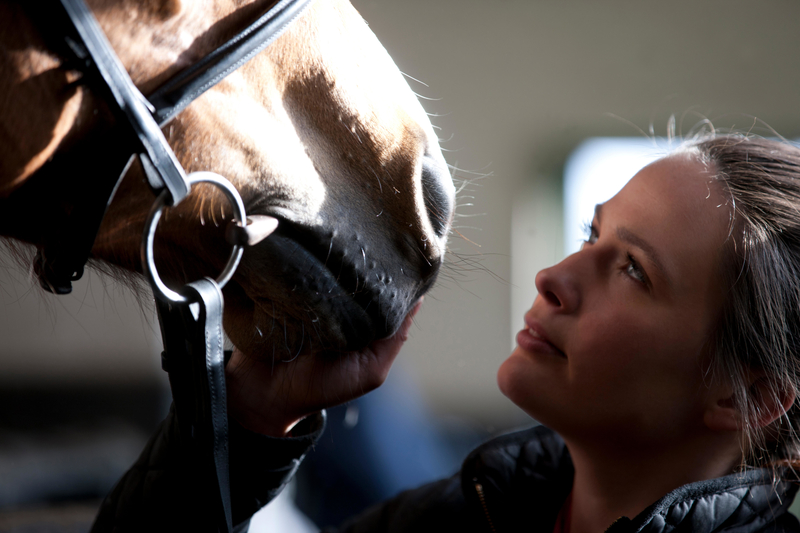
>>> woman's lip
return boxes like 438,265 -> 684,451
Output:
516,320 -> 566,358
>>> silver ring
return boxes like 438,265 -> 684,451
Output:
142,172 -> 246,304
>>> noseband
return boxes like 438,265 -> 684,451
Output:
30,1 -> 314,531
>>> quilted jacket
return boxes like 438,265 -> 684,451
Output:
333,425 -> 800,533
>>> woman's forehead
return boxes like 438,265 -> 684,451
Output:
613,154 -> 723,215
607,155 -> 731,291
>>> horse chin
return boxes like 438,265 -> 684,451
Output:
222,278 -> 375,361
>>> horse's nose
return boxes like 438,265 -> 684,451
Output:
420,152 -> 454,239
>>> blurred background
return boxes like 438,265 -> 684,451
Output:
4,0 -> 800,530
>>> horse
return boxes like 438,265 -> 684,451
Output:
0,0 -> 455,420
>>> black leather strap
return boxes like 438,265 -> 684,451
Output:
32,0 -> 312,294
58,0 -> 190,203
157,278 -> 232,533
149,0 -> 314,126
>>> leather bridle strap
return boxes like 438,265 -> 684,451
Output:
157,279 -> 232,533
35,0 -> 313,294
149,0 -> 314,127
57,0 -> 189,205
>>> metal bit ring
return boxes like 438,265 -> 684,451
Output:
142,171 -> 246,304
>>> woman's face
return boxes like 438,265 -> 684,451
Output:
498,154 -> 732,450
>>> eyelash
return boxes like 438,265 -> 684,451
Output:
582,222 -> 649,287
581,221 -> 598,245
624,254 -> 647,285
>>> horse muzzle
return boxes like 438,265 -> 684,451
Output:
230,150 -> 454,356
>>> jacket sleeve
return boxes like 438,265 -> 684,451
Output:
324,474 -> 471,533
90,406 -> 325,533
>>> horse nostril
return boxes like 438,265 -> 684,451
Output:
421,154 -> 454,238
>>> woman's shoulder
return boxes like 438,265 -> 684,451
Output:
633,469 -> 800,533
460,424 -> 572,491
461,426 -> 800,533
457,424 -> 574,532
463,424 -> 568,472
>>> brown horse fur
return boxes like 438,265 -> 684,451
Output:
0,0 -> 454,364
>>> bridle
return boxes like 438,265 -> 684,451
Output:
28,0 -> 314,530
36,0 -> 312,295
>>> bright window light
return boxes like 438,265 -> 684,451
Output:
563,138 -> 675,256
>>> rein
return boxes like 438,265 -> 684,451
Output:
30,0 -> 314,530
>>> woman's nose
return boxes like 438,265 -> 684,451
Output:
534,255 -> 582,314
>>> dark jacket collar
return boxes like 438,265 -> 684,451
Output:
460,425 -> 799,533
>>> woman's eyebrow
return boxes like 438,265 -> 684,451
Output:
616,227 -> 671,284
594,203 -> 671,284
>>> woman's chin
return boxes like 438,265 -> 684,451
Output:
497,351 -> 541,413
497,349 -> 569,425
496,354 -> 518,400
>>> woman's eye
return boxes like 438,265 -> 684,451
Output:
625,254 -> 647,284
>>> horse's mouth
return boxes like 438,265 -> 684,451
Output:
265,231 -> 374,350
233,214 -> 423,353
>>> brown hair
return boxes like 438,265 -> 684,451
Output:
688,135 -> 800,469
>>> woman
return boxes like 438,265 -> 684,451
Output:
328,135 -> 800,532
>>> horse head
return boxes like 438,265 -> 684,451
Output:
0,0 -> 455,364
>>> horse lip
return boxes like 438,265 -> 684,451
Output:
241,212 -> 383,350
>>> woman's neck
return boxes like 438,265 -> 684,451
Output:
563,431 -> 742,533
